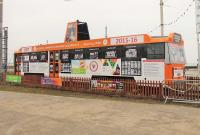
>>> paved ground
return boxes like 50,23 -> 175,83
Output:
0,91 -> 200,135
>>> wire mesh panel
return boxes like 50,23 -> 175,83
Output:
163,78 -> 200,102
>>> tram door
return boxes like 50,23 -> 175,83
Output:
49,51 -> 60,78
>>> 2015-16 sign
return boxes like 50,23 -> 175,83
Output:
111,35 -> 144,45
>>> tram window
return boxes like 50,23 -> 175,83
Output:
30,53 -> 39,62
86,48 -> 100,59
22,54 -> 29,62
39,52 -> 48,62
50,52 -> 54,61
16,64 -> 21,72
147,43 -> 165,59
73,49 -> 83,60
60,51 -> 69,62
49,64 -> 53,72
105,50 -> 117,58
90,51 -> 98,59
125,48 -> 137,58
122,45 -> 142,59
55,63 -> 59,73
74,53 -> 83,59
85,48 -> 99,59
16,64 -> 22,72
69,50 -> 74,59
55,52 -> 60,61
16,56 -> 22,62
140,46 -> 147,58
101,46 -> 119,59
166,44 -> 186,64
62,53 -> 69,59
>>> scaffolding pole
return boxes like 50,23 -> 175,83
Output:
195,0 -> 200,72
2,27 -> 8,72
160,0 -> 164,36
0,0 -> 3,72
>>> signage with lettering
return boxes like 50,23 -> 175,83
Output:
111,35 -> 144,45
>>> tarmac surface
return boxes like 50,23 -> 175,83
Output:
0,91 -> 200,135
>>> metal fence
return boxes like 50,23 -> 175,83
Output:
1,73 -> 200,103
0,73 -> 6,84
124,80 -> 163,99
163,79 -> 200,103
22,74 -> 44,87
186,76 -> 200,80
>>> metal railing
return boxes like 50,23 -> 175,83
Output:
1,73 -> 200,103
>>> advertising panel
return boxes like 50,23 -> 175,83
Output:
6,75 -> 22,83
41,77 -> 62,86
91,80 -> 124,91
71,59 -> 121,76
65,22 -> 78,42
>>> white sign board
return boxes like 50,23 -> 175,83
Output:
29,62 -> 49,76
111,35 -> 144,45
173,68 -> 184,78
21,47 -> 32,53
142,60 -> 164,81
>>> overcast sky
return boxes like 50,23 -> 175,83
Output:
3,0 -> 198,64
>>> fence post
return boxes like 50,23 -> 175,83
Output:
159,82 -> 163,99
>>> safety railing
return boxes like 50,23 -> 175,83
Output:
1,73 -> 200,103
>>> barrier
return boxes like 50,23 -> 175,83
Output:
163,79 -> 200,103
186,76 -> 200,80
125,80 -> 162,99
62,77 -> 91,92
22,74 -> 44,87
1,74 -> 200,103
0,73 -> 2,82
61,77 -> 163,99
